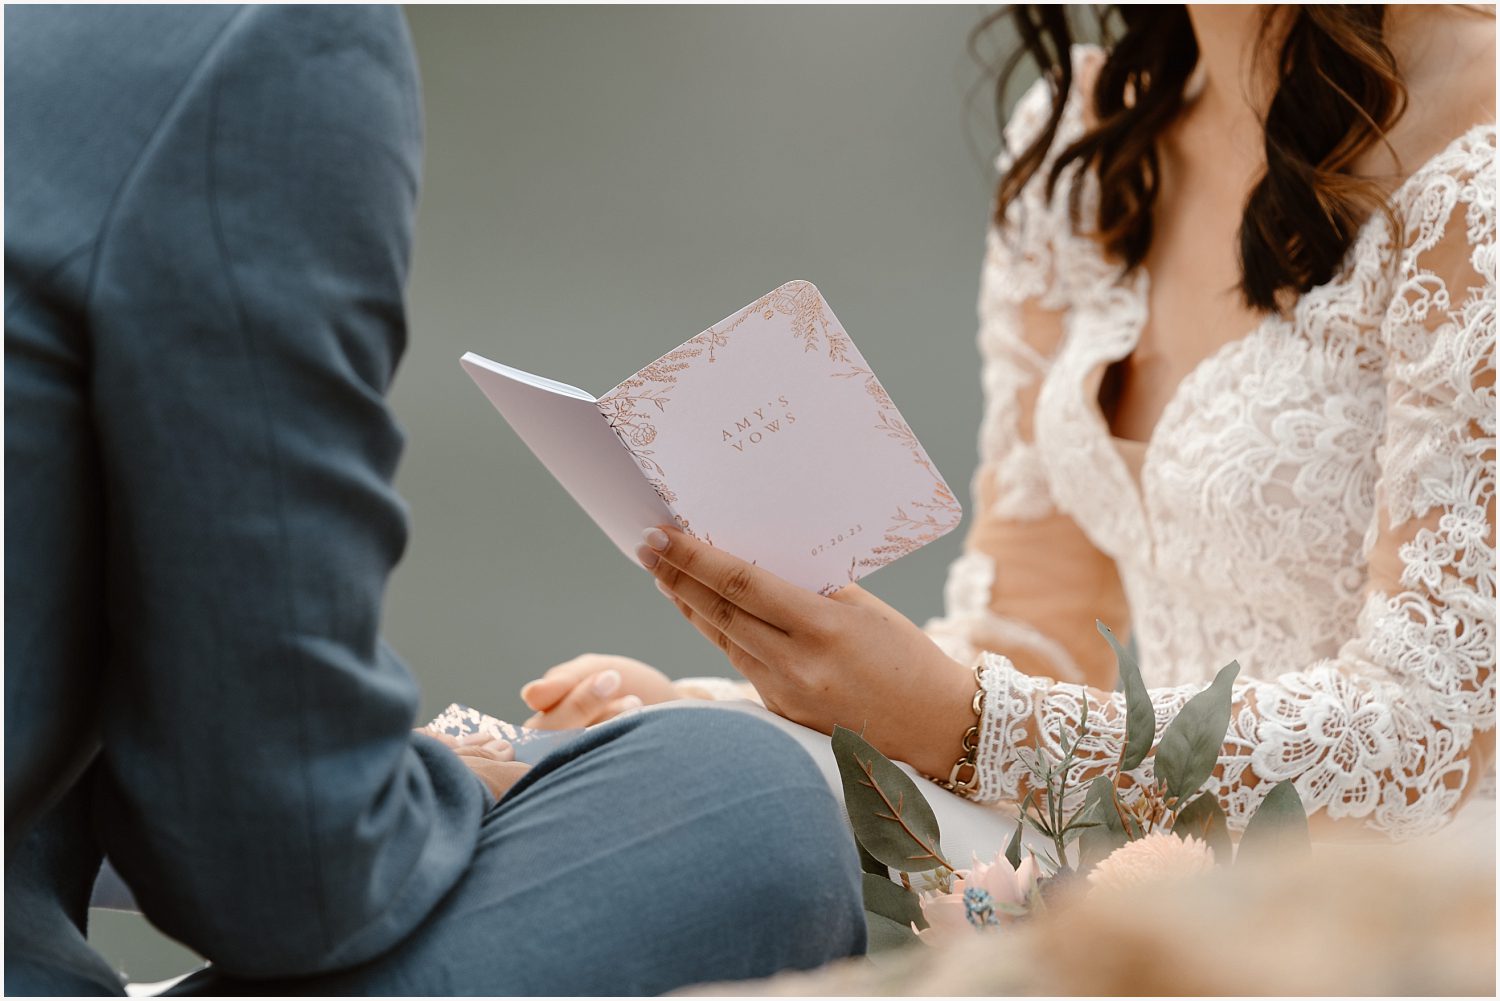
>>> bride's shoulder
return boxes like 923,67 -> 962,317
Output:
992,44 -> 1104,228
1383,125 -> 1494,263
998,43 -> 1104,172
1379,9 -> 1495,193
986,45 -> 1108,303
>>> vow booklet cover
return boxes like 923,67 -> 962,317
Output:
462,280 -> 961,595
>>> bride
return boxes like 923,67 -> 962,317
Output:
518,4 -> 1495,842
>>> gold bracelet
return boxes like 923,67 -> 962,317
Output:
927,663 -> 985,796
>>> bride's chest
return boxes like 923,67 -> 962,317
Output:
1030,275 -> 1389,585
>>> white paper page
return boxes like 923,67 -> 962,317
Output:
461,353 -> 673,559
596,281 -> 962,595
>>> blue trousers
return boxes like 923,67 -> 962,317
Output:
160,708 -> 866,995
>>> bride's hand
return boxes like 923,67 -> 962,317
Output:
635,526 -> 977,777
519,653 -> 682,729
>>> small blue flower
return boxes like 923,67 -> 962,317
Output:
963,886 -> 1000,929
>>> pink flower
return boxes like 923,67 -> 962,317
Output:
915,882 -> 975,941
916,850 -> 1041,941
969,850 -> 1040,909
1086,832 -> 1216,894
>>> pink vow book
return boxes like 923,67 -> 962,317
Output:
462,280 -> 961,595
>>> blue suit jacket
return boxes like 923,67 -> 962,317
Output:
5,6 -> 486,990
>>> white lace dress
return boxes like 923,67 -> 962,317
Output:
690,54 -> 1496,843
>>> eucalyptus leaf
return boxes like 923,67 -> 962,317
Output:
1154,660 -> 1240,801
862,872 -> 928,931
1097,620 -> 1154,771
832,726 -> 949,873
1017,788 -> 1054,840
1173,793 -> 1231,864
1078,826 -> 1126,869
1085,776 -> 1125,835
1062,822 -> 1102,847
1021,811 -> 1055,839
864,910 -> 921,953
856,837 -> 890,878
1003,818 -> 1024,870
1236,780 -> 1311,864
1077,776 -> 1129,868
1063,819 -> 1103,835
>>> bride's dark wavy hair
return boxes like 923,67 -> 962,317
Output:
982,5 -> 1407,312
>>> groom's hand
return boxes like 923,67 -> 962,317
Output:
519,653 -> 680,729
453,751 -> 531,802
419,729 -> 532,800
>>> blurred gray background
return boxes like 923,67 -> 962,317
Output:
90,3 -> 1021,983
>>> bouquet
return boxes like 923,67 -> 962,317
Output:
833,621 -> 1311,950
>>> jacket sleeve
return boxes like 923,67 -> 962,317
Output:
85,6 -> 486,976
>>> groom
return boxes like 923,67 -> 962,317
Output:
4,5 -> 864,994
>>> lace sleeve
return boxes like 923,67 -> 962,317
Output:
924,50 -> 1129,687
972,139 -> 1497,840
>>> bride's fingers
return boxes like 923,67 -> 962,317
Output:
524,669 -> 622,730
589,694 -> 644,725
660,587 -> 768,682
520,654 -> 604,710
644,526 -> 817,634
827,582 -> 881,609
651,566 -> 786,666
520,675 -> 572,712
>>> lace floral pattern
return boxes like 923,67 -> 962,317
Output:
921,48 -> 1114,677
953,54 -> 1495,840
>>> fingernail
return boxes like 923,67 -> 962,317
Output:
642,528 -> 669,551
592,669 -> 621,697
654,578 -> 673,599
635,544 -> 659,569
459,731 -> 491,746
619,695 -> 643,711
484,738 -> 511,753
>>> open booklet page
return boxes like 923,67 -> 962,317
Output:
597,280 -> 961,594
460,353 -> 673,559
463,281 -> 960,593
